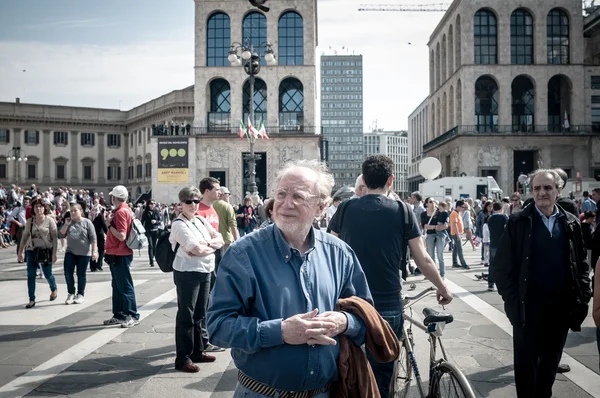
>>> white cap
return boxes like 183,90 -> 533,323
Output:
109,185 -> 128,200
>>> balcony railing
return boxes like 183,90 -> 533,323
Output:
188,125 -> 321,136
279,112 -> 304,131
243,112 -> 268,125
423,124 -> 600,152
208,112 -> 231,132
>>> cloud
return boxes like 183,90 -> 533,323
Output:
0,36 -> 194,110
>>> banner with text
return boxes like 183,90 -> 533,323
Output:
157,138 -> 189,183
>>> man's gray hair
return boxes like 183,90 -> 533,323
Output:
273,159 -> 334,205
529,169 -> 565,190
178,186 -> 201,202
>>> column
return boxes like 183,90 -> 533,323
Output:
42,130 -> 51,184
498,79 -> 512,127
12,129 -> 21,185
70,131 -> 79,184
123,133 -> 130,184
97,132 -> 106,184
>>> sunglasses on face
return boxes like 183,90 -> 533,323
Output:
183,199 -> 200,205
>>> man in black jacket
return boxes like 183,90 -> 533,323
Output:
141,200 -> 161,267
493,169 -> 592,398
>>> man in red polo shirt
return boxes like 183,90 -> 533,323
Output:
196,177 -> 221,231
103,185 -> 139,329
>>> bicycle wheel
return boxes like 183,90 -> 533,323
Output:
390,339 -> 412,398
430,361 -> 475,398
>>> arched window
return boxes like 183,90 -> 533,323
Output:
243,78 -> 267,124
547,9 -> 569,64
243,12 -> 267,66
442,34 -> 447,82
436,97 -> 441,136
431,102 -> 436,138
511,76 -> 535,132
474,9 -> 497,64
278,12 -> 303,66
548,75 -> 572,131
475,76 -> 498,132
456,15 -> 462,69
449,85 -> 455,128
448,25 -> 454,74
279,78 -> 304,128
206,13 -> 231,67
511,9 -> 534,64
209,79 -> 231,131
442,92 -> 447,132
456,79 -> 462,125
436,43 -> 441,89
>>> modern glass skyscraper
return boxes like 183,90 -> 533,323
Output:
320,54 -> 364,190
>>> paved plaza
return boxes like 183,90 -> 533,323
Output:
0,244 -> 597,398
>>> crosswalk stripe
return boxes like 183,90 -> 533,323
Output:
0,287 -> 177,398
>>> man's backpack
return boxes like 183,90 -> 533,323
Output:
126,218 -> 149,251
155,220 -> 183,272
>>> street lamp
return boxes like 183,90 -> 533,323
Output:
228,40 -> 277,195
6,146 -> 27,187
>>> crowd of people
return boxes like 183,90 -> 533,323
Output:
3,157 -> 600,397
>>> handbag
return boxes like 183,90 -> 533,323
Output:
31,247 -> 52,264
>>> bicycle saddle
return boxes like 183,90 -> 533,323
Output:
422,307 -> 454,326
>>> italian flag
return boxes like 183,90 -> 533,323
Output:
257,119 -> 269,139
247,116 -> 259,138
239,120 -> 246,140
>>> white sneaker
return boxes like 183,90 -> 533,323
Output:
121,315 -> 140,328
73,294 -> 84,304
65,294 -> 75,305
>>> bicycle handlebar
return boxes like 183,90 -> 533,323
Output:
403,286 -> 436,302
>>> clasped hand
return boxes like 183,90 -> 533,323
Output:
282,308 -> 347,346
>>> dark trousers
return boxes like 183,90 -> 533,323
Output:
488,247 -> 497,288
108,255 -> 139,321
173,270 -> 211,368
90,245 -> 104,271
63,252 -> 91,296
15,226 -> 25,255
367,309 -> 403,398
513,293 -> 569,398
26,250 -> 57,301
146,230 -> 159,265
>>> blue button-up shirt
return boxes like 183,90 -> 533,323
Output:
207,224 -> 372,392
581,197 -> 597,213
535,205 -> 561,235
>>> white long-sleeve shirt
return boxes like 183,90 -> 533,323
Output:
482,223 -> 490,244
169,215 -> 219,273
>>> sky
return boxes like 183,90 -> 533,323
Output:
0,0 -> 445,130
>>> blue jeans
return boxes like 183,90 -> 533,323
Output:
63,252 -> 91,296
426,234 -> 447,277
367,310 -> 403,398
451,235 -> 468,267
233,382 -> 330,398
108,255 -> 139,321
26,250 -> 57,301
489,247 -> 497,288
596,328 -> 600,372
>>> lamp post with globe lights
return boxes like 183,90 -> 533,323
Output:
6,146 -> 27,187
228,40 -> 276,195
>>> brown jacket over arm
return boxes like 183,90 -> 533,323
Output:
334,296 -> 400,398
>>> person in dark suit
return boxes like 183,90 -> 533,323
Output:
494,169 -> 592,398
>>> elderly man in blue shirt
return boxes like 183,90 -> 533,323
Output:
207,159 -> 372,397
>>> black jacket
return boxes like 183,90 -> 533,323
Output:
493,203 -> 592,331
141,208 -> 161,231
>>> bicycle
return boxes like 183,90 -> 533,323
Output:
391,286 -> 476,398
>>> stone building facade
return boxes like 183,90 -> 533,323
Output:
409,0 -> 600,196
177,0 -> 322,204
407,98 -> 429,193
364,131 -> 409,195
0,86 -> 194,199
